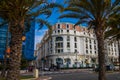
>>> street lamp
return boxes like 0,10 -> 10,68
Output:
22,36 -> 26,41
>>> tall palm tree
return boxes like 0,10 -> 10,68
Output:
0,0 -> 62,80
59,0 -> 120,80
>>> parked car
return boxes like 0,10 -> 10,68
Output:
114,66 -> 119,71
49,64 -> 60,71
94,64 -> 114,72
106,64 -> 114,71
42,66 -> 58,71
43,67 -> 50,71
49,66 -> 57,71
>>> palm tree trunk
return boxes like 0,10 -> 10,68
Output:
6,21 -> 24,80
95,30 -> 106,80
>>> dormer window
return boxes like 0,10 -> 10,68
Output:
67,24 -> 69,29
58,24 -> 60,29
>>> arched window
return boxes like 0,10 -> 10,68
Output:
65,58 -> 71,64
56,58 -> 63,64
56,37 -> 63,41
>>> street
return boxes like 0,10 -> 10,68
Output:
43,70 -> 120,80
20,69 -> 120,80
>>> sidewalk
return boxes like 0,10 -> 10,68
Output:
21,75 -> 52,80
21,71 -> 52,80
60,68 -> 93,72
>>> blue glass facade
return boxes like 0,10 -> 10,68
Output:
0,22 -> 11,60
23,20 -> 36,60
0,21 -> 35,60
0,25 -> 8,60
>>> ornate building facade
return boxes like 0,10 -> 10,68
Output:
36,22 -> 119,68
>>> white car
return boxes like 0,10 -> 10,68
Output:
43,67 -> 50,71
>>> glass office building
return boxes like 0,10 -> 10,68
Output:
0,21 -> 35,60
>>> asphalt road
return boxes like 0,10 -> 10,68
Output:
47,71 -> 120,80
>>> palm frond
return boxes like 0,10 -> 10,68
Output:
40,3 -> 64,12
36,19 -> 52,30
30,0 -> 44,10
24,17 -> 35,32
64,7 -> 94,20
59,13 -> 81,19
74,20 -> 87,26
27,9 -> 52,18
105,28 -> 120,39
112,0 -> 120,9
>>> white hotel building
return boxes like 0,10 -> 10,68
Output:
36,22 -> 119,68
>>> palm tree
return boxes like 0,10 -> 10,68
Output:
0,0 -> 62,80
59,0 -> 120,80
